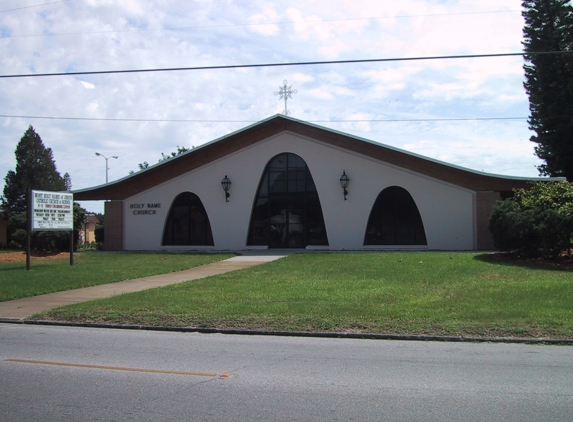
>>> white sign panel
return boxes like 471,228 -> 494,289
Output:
32,190 -> 74,231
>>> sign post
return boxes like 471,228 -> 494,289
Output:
26,189 -> 31,271
27,190 -> 74,270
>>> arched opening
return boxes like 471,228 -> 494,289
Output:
162,192 -> 214,246
364,186 -> 427,245
248,153 -> 328,248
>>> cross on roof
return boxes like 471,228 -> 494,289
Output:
274,80 -> 297,116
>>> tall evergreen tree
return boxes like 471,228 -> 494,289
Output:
1,126 -> 67,214
522,0 -> 573,180
1,126 -> 79,249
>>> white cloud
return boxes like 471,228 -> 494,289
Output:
0,0 -> 541,214
80,81 -> 96,89
249,7 -> 281,36
309,88 -> 334,100
292,73 -> 314,83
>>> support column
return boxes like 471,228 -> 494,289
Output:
476,191 -> 501,250
104,200 -> 124,251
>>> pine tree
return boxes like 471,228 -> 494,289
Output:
1,126 -> 67,215
63,172 -> 72,191
522,0 -> 573,180
1,126 -> 78,249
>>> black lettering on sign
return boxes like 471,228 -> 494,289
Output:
133,210 -> 157,215
130,202 -> 161,214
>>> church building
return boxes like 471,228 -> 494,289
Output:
74,115 -> 545,252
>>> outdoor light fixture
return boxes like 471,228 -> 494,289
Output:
95,152 -> 118,184
339,170 -> 349,200
221,175 -> 231,202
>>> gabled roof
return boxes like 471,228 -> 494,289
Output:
85,214 -> 100,225
74,114 -> 553,201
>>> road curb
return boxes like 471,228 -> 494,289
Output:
1,318 -> 572,345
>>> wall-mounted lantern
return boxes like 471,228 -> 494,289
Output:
339,170 -> 349,200
221,175 -> 231,202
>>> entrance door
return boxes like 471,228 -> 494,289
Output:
248,153 -> 328,248
266,198 -> 305,248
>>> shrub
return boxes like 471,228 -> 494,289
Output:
94,225 -> 104,243
489,200 -> 541,256
4,203 -> 86,252
489,181 -> 573,259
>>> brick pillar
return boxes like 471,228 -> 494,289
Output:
476,191 -> 501,250
104,201 -> 124,251
0,216 -> 7,247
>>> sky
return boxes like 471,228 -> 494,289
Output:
0,0 -> 541,214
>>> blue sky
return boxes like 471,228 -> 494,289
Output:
0,0 -> 539,213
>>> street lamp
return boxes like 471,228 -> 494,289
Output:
95,152 -> 118,184
339,170 -> 349,200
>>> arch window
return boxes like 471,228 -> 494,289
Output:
162,192 -> 214,246
364,186 -> 427,245
248,153 -> 328,248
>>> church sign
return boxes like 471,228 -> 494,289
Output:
31,190 -> 74,231
130,202 -> 161,215
26,190 -> 75,270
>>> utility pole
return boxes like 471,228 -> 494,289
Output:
95,152 -> 118,184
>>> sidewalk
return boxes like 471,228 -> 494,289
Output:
0,254 -> 287,320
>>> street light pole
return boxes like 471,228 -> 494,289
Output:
95,152 -> 118,184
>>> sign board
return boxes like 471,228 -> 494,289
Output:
31,190 -> 74,231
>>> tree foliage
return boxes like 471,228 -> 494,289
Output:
159,145 -> 191,161
129,145 -> 193,174
1,126 -> 87,250
489,181 -> 573,258
522,0 -> 573,180
1,126 -> 67,214
8,203 -> 87,251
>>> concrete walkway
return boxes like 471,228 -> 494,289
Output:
0,254 -> 287,320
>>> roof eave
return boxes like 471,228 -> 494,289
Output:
73,115 -> 560,200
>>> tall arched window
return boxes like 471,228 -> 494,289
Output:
364,186 -> 427,245
248,153 -> 328,248
162,192 -> 214,246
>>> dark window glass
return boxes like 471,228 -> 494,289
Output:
162,192 -> 214,246
248,153 -> 328,248
364,186 -> 427,245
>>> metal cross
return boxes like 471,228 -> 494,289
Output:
274,80 -> 297,116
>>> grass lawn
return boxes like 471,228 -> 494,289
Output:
0,252 -> 233,302
38,252 -> 573,339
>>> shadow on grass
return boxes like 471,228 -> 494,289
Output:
0,266 -> 32,273
0,263 -> 57,272
473,252 -> 573,272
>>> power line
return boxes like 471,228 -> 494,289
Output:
0,114 -> 527,123
6,9 -> 519,38
0,0 -> 66,14
3,51 -> 571,79
314,117 -> 528,123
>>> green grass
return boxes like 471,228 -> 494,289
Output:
39,252 -> 573,338
0,252 -> 233,302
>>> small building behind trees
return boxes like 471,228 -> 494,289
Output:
80,214 -> 100,245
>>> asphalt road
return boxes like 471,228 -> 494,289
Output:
1,323 -> 571,421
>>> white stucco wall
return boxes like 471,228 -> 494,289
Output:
122,131 -> 476,251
